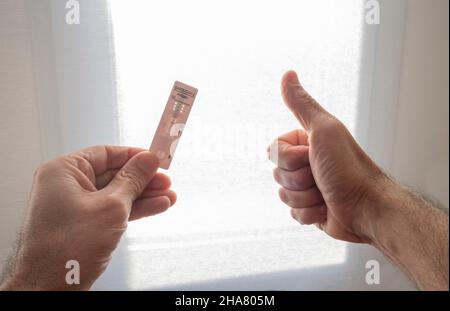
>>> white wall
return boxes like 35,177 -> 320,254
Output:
0,0 -> 42,263
393,0 -> 449,208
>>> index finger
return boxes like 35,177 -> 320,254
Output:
75,145 -> 146,176
268,140 -> 309,170
268,130 -> 310,170
277,129 -> 309,146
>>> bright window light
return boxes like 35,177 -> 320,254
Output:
109,0 -> 363,289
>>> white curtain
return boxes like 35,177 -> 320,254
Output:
28,0 -> 416,290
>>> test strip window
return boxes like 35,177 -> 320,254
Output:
150,81 -> 198,169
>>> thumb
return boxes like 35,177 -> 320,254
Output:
281,70 -> 329,130
106,151 -> 160,204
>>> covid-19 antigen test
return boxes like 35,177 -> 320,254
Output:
150,81 -> 198,169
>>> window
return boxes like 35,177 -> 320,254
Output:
106,0 -> 362,290
29,0 -> 414,290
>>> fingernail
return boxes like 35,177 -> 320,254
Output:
293,212 -> 304,225
285,70 -> 300,86
163,196 -> 172,207
155,196 -> 171,209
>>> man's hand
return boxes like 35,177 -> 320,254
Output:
1,146 -> 176,290
268,70 -> 383,243
268,71 -> 449,290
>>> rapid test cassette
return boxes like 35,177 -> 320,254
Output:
149,81 -> 198,169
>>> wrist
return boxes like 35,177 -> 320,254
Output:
1,258 -> 91,291
353,174 -> 403,246
353,174 -> 449,290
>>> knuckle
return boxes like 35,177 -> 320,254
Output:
292,176 -> 306,190
276,167 -> 308,191
103,193 -> 124,208
290,208 -> 303,224
272,168 -> 280,183
300,213 -> 314,224
310,117 -> 340,146
278,188 -> 292,206
33,164 -> 48,180
292,167 -> 314,190
316,116 -> 346,137
297,89 -> 316,106
284,156 -> 298,171
278,187 -> 285,201
116,169 -> 144,194
79,145 -> 104,159
70,154 -> 94,177
293,209 -> 314,225
97,193 -> 129,219
33,158 -> 63,180
282,146 -> 308,171
290,208 -> 297,219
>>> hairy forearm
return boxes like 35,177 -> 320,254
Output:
364,177 -> 449,290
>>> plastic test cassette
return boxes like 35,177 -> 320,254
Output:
149,81 -> 198,169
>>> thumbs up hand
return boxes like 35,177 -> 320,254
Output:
269,71 -> 387,243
